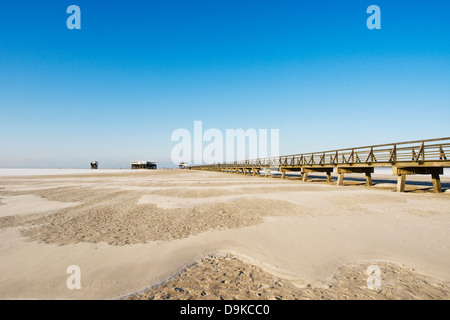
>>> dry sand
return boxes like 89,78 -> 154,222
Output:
126,255 -> 450,300
0,169 -> 449,300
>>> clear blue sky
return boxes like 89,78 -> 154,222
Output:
1,0 -> 449,168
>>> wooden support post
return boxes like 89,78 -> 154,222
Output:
365,172 -> 373,186
326,172 -> 332,183
397,174 -> 406,192
281,171 -> 286,179
243,169 -> 247,175
266,170 -> 270,178
302,172 -> 308,182
394,167 -> 444,193
432,173 -> 442,193
337,173 -> 344,186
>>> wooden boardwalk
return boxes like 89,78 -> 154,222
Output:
189,137 -> 450,193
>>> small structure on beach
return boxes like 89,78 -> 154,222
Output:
90,161 -> 98,169
131,161 -> 157,170
179,162 -> 188,169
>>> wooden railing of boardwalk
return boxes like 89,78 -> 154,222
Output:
188,137 -> 450,193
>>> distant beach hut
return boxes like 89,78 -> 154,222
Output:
131,161 -> 157,170
179,162 -> 188,169
91,161 -> 98,169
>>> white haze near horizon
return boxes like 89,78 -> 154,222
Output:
0,168 -> 136,176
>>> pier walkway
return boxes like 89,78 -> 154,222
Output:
189,137 -> 450,193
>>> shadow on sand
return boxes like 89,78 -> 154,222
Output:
268,172 -> 449,192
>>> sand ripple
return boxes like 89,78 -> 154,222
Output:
127,255 -> 450,300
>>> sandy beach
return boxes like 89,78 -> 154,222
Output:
0,169 -> 449,300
